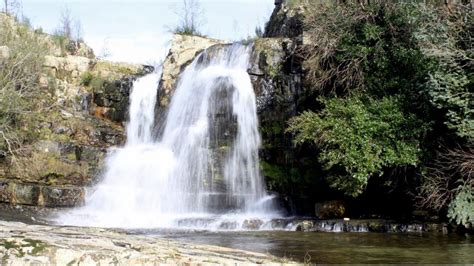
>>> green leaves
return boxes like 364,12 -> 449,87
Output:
288,96 -> 426,197
448,184 -> 474,226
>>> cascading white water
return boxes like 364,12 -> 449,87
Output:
58,44 -> 278,229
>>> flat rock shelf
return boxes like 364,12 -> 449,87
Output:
0,220 -> 292,265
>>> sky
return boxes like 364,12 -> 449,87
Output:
19,0 -> 275,64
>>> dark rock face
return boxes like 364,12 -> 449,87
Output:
93,77 -> 136,123
264,4 -> 304,39
94,66 -> 154,123
248,37 -> 313,215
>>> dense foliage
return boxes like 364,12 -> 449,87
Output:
288,1 -> 473,224
288,97 -> 425,196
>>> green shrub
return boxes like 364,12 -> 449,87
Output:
52,34 -> 68,56
288,96 -> 426,196
90,76 -> 105,91
80,71 -> 94,86
448,184 -> 474,226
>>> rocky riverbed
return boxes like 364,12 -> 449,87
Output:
0,220 -> 291,265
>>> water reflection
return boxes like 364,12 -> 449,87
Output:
150,230 -> 474,263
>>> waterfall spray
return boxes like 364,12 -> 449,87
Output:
58,44 -> 278,229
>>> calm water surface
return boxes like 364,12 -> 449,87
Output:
151,230 -> 474,263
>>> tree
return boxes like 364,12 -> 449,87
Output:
58,6 -> 72,39
173,0 -> 205,36
56,6 -> 82,41
2,0 -> 20,15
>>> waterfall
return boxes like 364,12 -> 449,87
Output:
57,44 -> 278,229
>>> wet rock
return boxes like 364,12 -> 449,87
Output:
315,200 -> 346,219
295,220 -> 314,231
218,221 -> 239,230
270,219 -> 291,229
242,219 -> 264,230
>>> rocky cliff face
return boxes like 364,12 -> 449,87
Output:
0,14 -> 152,207
264,2 -> 305,39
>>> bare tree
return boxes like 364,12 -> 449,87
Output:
3,0 -> 20,15
73,17 -> 83,41
173,0 -> 205,36
58,6 -> 73,39
418,144 -> 474,211
55,6 -> 83,41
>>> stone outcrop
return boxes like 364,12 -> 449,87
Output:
159,34 -> 225,107
0,220 -> 287,265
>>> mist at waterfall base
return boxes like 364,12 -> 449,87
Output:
57,44 -> 280,230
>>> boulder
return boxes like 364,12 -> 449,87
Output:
159,34 -> 225,106
43,55 -> 92,74
315,200 -> 346,219
64,55 -> 92,72
295,220 -> 314,231
65,40 -> 95,59
0,45 -> 10,59
242,219 -> 264,230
